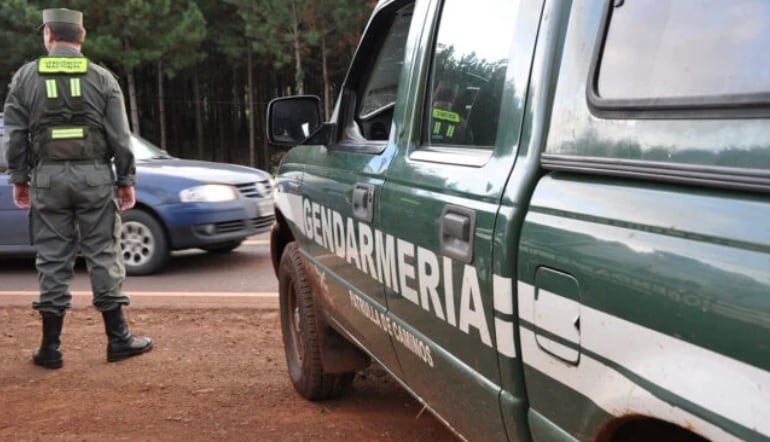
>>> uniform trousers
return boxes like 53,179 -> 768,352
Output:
29,160 -> 130,315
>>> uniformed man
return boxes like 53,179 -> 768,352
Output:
430,82 -> 461,144
3,8 -> 152,369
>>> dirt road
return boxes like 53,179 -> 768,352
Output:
0,304 -> 455,441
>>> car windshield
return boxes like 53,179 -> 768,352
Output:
131,135 -> 173,160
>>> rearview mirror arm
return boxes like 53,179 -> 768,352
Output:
302,122 -> 337,146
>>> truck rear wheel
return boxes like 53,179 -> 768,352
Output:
278,243 -> 353,400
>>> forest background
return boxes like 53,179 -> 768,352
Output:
0,0 -> 376,171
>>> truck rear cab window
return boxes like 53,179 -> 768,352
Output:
545,0 -> 770,192
592,0 -> 770,114
423,0 -> 517,150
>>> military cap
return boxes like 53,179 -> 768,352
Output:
41,8 -> 83,27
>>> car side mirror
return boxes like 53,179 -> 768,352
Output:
267,96 -> 325,147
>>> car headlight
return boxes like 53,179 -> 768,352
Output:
179,184 -> 237,202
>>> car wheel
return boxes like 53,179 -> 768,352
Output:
200,239 -> 243,253
279,242 -> 353,400
120,209 -> 169,276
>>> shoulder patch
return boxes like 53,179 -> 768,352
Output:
38,57 -> 88,74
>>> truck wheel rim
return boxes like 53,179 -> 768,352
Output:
288,285 -> 304,363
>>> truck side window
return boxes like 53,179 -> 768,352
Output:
354,4 -> 415,142
424,0 -> 518,149
596,0 -> 770,105
547,0 -> 770,187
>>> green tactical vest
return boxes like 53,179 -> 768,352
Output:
431,107 -> 460,142
32,57 -> 107,162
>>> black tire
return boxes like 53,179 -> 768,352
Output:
279,242 -> 354,400
200,239 -> 244,253
120,209 -> 169,276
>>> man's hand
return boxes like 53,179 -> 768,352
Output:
12,183 -> 31,209
117,185 -> 136,212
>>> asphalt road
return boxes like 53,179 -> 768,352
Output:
0,232 -> 279,310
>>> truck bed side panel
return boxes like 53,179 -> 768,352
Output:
518,173 -> 770,441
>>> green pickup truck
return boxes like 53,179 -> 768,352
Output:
266,0 -> 770,440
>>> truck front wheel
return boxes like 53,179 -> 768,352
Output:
278,243 -> 353,400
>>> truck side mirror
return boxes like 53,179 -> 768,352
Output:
267,96 -> 323,147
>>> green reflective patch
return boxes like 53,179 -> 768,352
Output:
432,108 -> 460,123
45,79 -> 58,99
70,78 -> 81,97
38,57 -> 88,74
51,128 -> 85,139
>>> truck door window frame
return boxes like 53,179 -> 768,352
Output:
410,0 -> 521,167
336,1 -> 416,153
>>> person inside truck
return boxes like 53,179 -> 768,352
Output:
462,64 -> 507,147
430,81 -> 462,144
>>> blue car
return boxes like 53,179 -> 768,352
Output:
0,115 -> 275,275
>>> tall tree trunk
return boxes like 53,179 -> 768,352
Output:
216,73 -> 226,163
128,70 -> 141,136
193,68 -> 204,160
256,70 -> 268,171
321,36 -> 330,119
229,67 -> 240,164
157,61 -> 167,151
247,50 -> 256,168
123,38 -> 141,136
291,1 -> 304,94
212,87 -> 225,163
167,78 -> 178,156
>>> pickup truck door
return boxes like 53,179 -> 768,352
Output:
378,0 -> 543,439
295,1 -> 427,380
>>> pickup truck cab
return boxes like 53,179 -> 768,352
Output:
266,0 -> 770,440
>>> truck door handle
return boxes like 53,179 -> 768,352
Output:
352,183 -> 374,222
440,205 -> 475,264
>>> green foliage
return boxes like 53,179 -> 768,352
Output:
309,0 -> 376,77
157,1 -> 207,76
232,0 -> 314,69
74,0 -> 166,72
0,1 -> 42,99
315,0 -> 375,54
232,0 -> 362,93
434,45 -> 502,87
0,0 -> 374,168
196,0 -> 246,64
61,0 -> 204,77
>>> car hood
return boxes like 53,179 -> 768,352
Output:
137,158 -> 271,184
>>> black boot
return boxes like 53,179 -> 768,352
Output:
33,313 -> 64,369
102,307 -> 153,362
